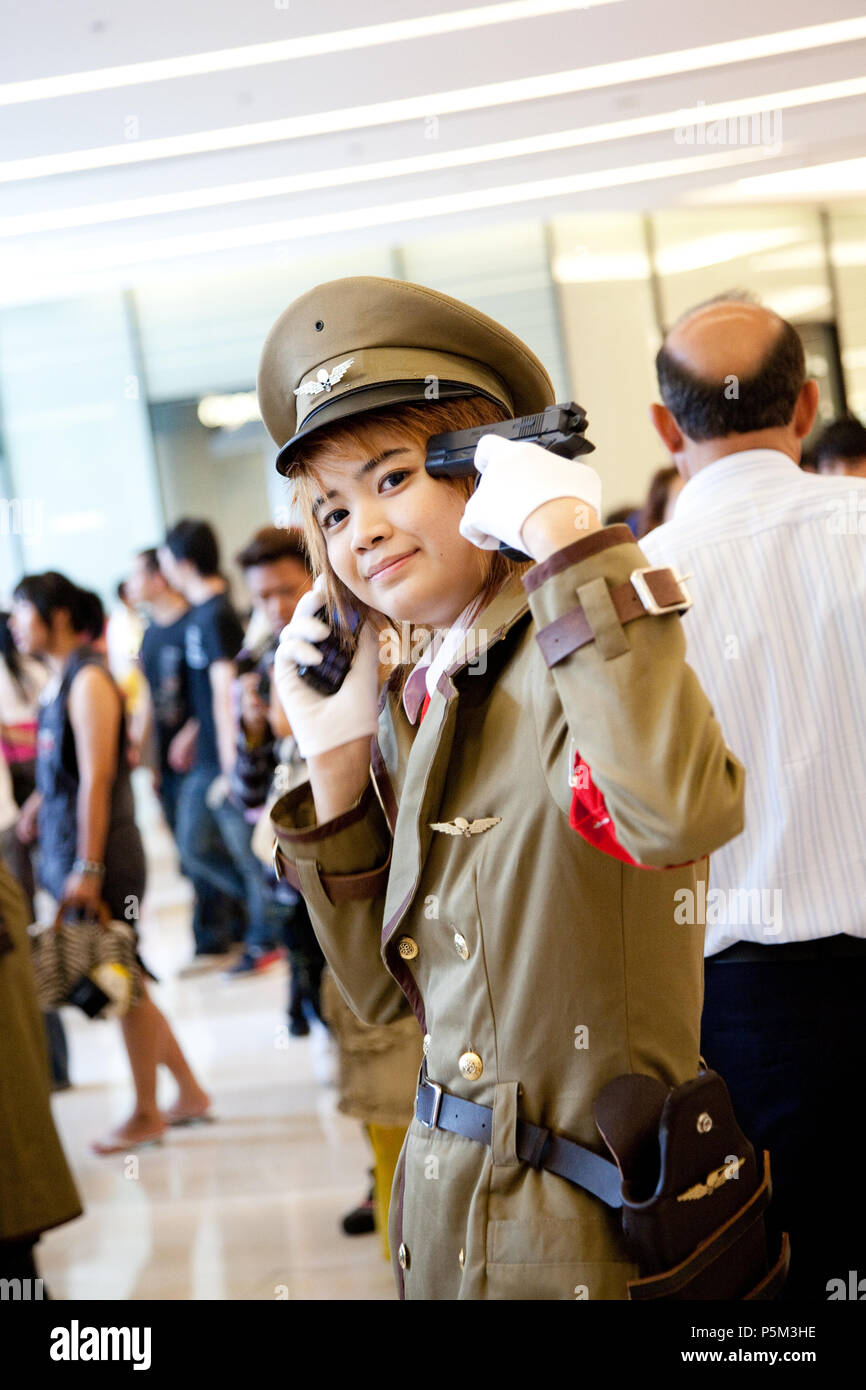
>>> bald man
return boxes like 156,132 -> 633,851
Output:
642,294 -> 866,1302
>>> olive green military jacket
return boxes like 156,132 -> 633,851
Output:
271,525 -> 745,1300
0,864 -> 82,1242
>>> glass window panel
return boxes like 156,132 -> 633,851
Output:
828,200 -> 866,419
150,400 -> 275,611
400,222 -> 569,399
0,293 -> 163,601
549,212 -> 662,516
653,206 -> 831,328
134,248 -> 394,403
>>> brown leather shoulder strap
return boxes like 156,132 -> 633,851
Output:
536,571 -> 689,668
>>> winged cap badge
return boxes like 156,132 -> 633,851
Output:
294,357 -> 355,398
429,816 -> 502,838
676,1155 -> 745,1202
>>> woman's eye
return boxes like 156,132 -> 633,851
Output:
321,470 -> 410,529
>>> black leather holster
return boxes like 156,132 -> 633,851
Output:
594,1070 -> 790,1300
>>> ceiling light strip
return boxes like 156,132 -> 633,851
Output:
0,1 -> 621,106
2,17 -> 866,184
3,73 -> 864,236
687,155 -> 866,200
1,147 -> 774,282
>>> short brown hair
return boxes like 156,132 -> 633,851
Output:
290,395 -> 534,670
235,525 -> 311,573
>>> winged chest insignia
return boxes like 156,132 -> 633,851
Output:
429,816 -> 502,838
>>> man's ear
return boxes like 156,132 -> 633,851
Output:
793,379 -> 820,440
649,402 -> 685,456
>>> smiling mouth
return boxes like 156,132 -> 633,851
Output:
368,550 -> 418,581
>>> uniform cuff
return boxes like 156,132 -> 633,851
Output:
522,524 -> 634,594
270,776 -> 392,892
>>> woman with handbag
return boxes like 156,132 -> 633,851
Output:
260,277 -> 750,1300
10,571 -> 210,1155
0,611 -> 47,918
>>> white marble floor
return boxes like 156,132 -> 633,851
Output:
38,774 -> 396,1302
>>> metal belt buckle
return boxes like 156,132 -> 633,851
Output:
417,1065 -> 443,1129
630,567 -> 693,617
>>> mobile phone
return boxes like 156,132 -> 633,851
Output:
295,605 -> 362,696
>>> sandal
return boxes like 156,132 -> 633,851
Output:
163,1108 -> 214,1128
91,1129 -> 165,1156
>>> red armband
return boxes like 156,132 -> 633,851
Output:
568,750 -> 698,871
568,751 -> 643,865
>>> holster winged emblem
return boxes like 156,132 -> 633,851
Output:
676,1156 -> 745,1202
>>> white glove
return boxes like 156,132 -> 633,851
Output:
273,574 -> 381,759
458,434 -> 603,553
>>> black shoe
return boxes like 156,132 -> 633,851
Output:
341,1186 -> 375,1236
288,1012 -> 310,1037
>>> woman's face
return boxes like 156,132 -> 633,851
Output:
9,599 -> 48,656
310,432 -> 487,628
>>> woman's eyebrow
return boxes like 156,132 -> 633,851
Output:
312,447 -> 411,517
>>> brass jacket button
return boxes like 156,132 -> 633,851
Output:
398,1242 -> 410,1270
459,1050 -> 483,1081
397,937 -> 419,960
453,932 -> 470,960
458,1247 -> 465,1268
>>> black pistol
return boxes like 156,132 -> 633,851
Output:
425,400 -> 595,561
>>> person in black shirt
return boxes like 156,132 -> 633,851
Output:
130,547 -> 238,959
181,591 -> 244,771
127,549 -> 191,831
159,521 -> 284,966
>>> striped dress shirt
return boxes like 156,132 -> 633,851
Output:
642,449 -> 866,954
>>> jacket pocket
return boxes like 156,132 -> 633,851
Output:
485,1216 -> 637,1301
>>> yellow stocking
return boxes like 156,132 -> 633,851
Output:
366,1123 -> 407,1262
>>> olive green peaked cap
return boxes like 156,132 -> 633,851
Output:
257,276 -> 555,476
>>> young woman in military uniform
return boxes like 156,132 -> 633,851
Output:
260,277 -> 745,1300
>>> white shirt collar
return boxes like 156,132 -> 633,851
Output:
672,448 -> 798,521
402,591 -> 487,725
